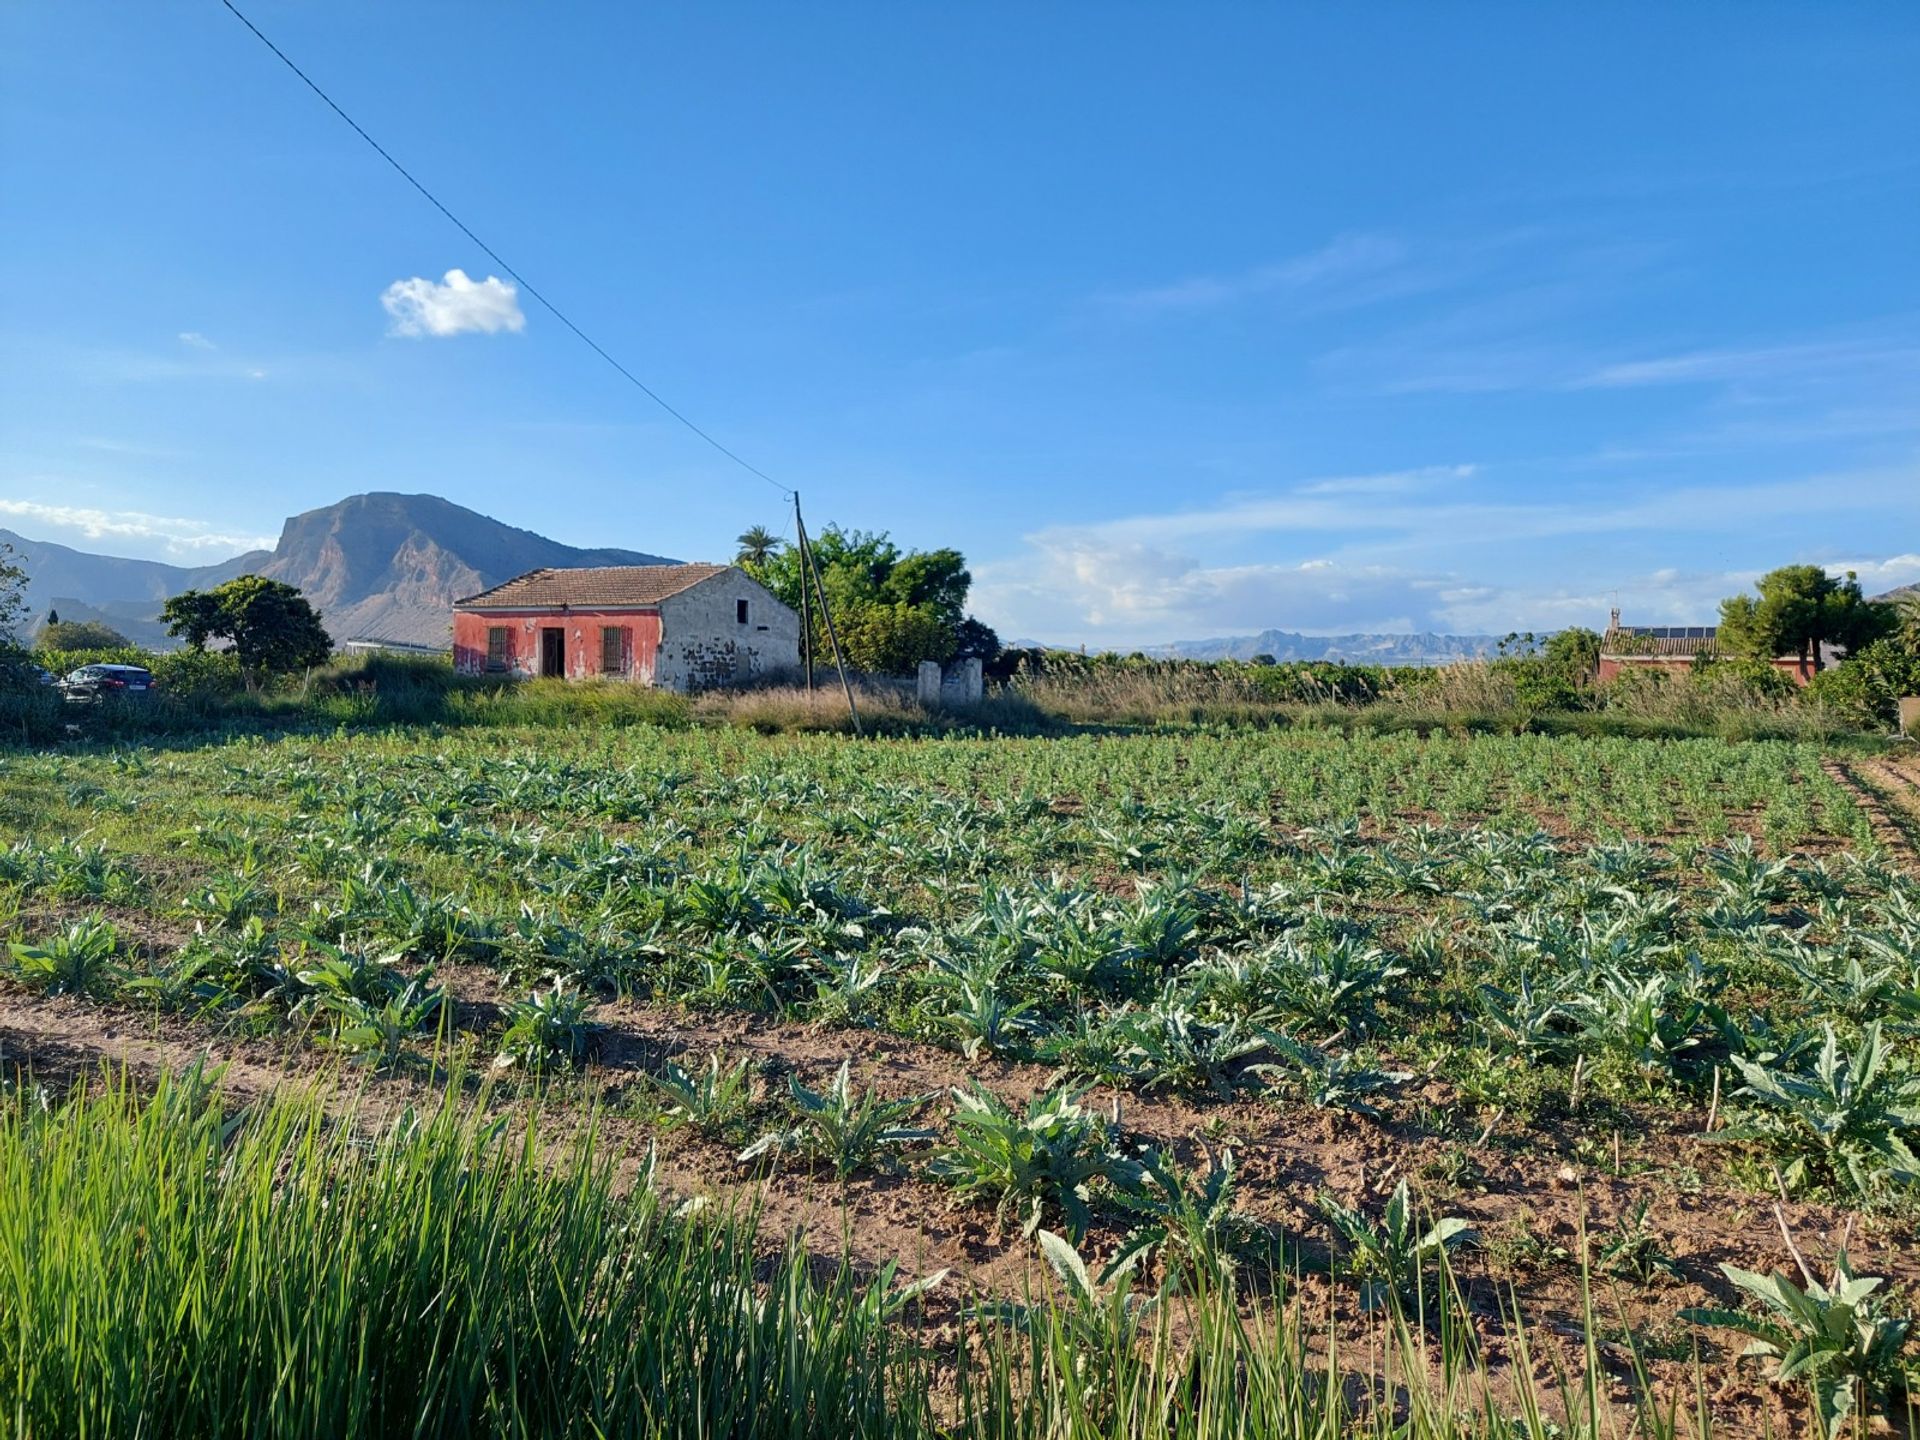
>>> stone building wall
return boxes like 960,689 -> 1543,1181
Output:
652,569 -> 801,692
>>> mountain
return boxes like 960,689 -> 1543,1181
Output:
249,493 -> 674,647
1872,584 -> 1917,604
6,492 -> 677,650
1146,628 -> 1503,665
2,528 -> 267,647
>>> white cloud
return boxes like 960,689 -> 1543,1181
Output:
382,269 -> 526,338
1575,338 -> 1920,390
966,462 -> 1920,646
177,331 -> 216,350
1098,233 -> 1412,314
0,499 -> 273,556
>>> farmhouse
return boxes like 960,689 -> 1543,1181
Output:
1596,609 -> 1820,686
452,564 -> 800,691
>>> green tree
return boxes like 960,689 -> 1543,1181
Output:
1892,591 -> 1920,655
1542,626 -> 1601,682
735,525 -> 782,568
162,576 -> 332,676
1717,566 -> 1893,673
1804,639 -> 1920,730
835,602 -> 956,674
0,543 -> 27,649
754,525 -> 990,673
39,620 -> 131,652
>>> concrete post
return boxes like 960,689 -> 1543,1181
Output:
1900,696 -> 1920,736
917,660 -> 942,707
957,656 -> 983,704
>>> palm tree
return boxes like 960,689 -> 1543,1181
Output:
735,525 -> 781,567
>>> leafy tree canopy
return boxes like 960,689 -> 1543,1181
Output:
0,543 -> 27,650
161,576 -> 332,675
744,524 -> 997,672
1717,565 -> 1894,671
1542,626 -> 1602,679
39,619 -> 131,652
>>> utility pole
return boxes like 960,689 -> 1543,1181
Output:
793,496 -> 861,735
793,493 -> 813,694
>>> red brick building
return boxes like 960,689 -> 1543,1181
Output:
1596,609 -> 1819,685
452,564 -> 799,691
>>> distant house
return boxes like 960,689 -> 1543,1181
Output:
452,564 -> 799,691
1597,609 -> 1821,686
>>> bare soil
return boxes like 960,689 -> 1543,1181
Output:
3,978 -> 1914,1437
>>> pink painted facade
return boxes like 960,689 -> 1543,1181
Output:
1595,654 -> 1817,686
452,608 -> 663,683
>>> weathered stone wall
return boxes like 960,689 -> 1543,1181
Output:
914,657 -> 983,708
940,656 -> 983,705
653,569 -> 801,692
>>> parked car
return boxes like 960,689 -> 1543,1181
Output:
59,663 -> 156,702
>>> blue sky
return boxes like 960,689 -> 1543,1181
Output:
3,2 -> 1917,645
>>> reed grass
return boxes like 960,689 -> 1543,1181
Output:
0,1066 -> 1732,1439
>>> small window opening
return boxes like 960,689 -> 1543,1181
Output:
601,625 -> 627,675
736,598 -> 750,625
486,626 -> 509,672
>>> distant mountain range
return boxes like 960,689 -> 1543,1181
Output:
7,492 -> 675,649
1145,628 -> 1503,665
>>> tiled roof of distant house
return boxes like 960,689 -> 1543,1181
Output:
455,564 -> 730,609
1601,623 -> 1719,658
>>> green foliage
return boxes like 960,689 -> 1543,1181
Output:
738,1061 -> 935,1180
735,524 -> 782,566
494,983 -> 597,1071
835,601 -> 958,675
0,540 -> 27,648
163,575 -> 332,674
748,524 -> 989,674
1724,1025 -> 1920,1200
1682,1253 -> 1915,1438
929,1083 -> 1142,1241
1105,1146 -> 1271,1282
38,618 -> 131,650
1803,637 -> 1920,730
1593,1198 -> 1682,1283
1543,626 -> 1602,680
642,1051 -> 754,1136
1318,1179 -> 1474,1312
1718,565 -> 1894,671
0,1070 -> 935,1439
970,1229 -> 1157,1369
318,980 -> 445,1068
8,917 -> 124,998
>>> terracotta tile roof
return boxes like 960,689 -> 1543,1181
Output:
455,563 -> 730,609
1601,625 -> 1720,658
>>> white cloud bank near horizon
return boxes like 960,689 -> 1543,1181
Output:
967,462 -> 1920,645
0,499 -> 276,559
381,269 -> 526,339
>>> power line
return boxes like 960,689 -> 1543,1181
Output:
218,0 -> 794,499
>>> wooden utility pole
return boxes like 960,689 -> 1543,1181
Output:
793,494 -> 813,694
793,496 -> 860,735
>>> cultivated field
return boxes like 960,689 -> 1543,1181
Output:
3,726 -> 1919,1437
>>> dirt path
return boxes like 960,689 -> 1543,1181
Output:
2,983 -> 1908,1317
10,983 -> 1911,1433
1826,752 -> 1920,869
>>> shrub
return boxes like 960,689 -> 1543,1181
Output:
1682,1252 -> 1915,1438
38,619 -> 131,651
929,1083 -> 1142,1241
